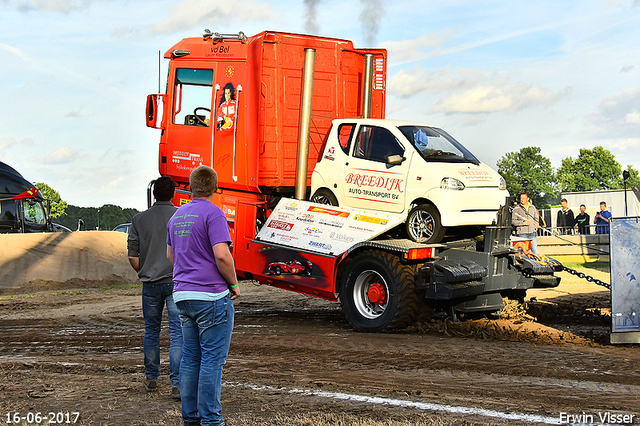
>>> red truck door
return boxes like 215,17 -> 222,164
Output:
162,66 -> 214,182
162,61 -> 255,192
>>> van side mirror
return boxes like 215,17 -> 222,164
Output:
387,154 -> 405,165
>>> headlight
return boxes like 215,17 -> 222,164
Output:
499,176 -> 507,190
441,177 -> 465,190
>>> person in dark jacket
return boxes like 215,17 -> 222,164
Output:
574,204 -> 590,235
128,177 -> 182,399
556,198 -> 575,235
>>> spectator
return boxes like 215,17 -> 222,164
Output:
574,204 -> 590,235
512,192 -> 540,254
556,198 -> 575,235
594,201 -> 612,234
127,176 -> 182,399
167,165 -> 240,426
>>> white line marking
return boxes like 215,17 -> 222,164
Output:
224,382 -> 576,424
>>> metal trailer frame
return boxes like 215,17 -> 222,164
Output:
610,216 -> 640,344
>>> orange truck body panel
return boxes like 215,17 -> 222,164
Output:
157,31 -> 387,193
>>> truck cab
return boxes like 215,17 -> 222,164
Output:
0,162 -> 52,233
310,119 -> 509,243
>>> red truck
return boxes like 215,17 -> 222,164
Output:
146,30 -> 561,331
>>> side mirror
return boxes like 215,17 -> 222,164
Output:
387,154 -> 405,165
146,94 -> 166,129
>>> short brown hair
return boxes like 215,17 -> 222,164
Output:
189,166 -> 218,197
600,201 -> 607,206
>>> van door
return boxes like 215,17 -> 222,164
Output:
340,125 -> 409,213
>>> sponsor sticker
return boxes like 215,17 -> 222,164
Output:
354,214 -> 389,225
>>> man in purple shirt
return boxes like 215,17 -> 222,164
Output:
167,165 -> 240,426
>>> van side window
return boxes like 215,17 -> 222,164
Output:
337,124 -> 355,155
354,125 -> 404,163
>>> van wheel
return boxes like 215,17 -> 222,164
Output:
406,204 -> 444,243
340,250 -> 418,332
310,189 -> 338,206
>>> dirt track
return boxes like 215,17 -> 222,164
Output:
1,267 -> 639,426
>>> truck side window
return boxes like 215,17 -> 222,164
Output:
354,125 -> 404,163
22,200 -> 46,225
337,124 -> 355,155
173,68 -> 214,127
0,200 -> 16,224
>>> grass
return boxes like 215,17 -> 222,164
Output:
0,289 -> 86,301
98,282 -> 142,291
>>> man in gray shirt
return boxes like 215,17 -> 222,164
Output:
128,176 -> 182,399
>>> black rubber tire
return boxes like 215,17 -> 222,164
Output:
340,250 -> 419,332
405,204 -> 445,243
310,188 -> 339,206
273,266 -> 282,275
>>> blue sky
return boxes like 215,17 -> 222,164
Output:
1,0 -> 639,210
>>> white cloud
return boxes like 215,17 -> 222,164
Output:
148,0 -> 280,36
588,87 -> 640,138
5,0 -> 88,13
389,66 -> 484,98
48,146 -> 80,164
380,29 -> 455,63
433,85 -> 513,113
625,110 -> 640,124
99,175 -> 126,196
610,137 -> 640,150
0,137 -> 34,163
390,66 -> 567,114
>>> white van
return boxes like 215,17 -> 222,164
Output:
310,119 -> 509,243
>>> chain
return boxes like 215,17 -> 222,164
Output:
562,266 -> 611,290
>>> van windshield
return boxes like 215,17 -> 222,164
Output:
398,126 -> 479,165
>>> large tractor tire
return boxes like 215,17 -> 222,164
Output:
310,188 -> 339,206
405,204 -> 445,244
340,250 -> 419,332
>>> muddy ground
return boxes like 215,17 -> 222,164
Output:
1,266 -> 639,426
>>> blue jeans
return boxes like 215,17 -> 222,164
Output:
177,296 -> 234,426
142,283 -> 183,387
518,232 -> 538,254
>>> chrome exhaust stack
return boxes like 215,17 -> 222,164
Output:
362,53 -> 374,119
294,48 -> 316,201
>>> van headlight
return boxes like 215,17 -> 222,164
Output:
441,177 -> 465,190
499,176 -> 507,190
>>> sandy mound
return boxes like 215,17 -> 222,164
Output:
0,231 -> 139,295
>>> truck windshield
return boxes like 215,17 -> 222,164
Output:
398,126 -> 479,165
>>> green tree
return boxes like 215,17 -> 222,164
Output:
556,146 -> 623,192
496,147 -> 557,208
98,204 -> 129,230
622,164 -> 640,188
55,204 -> 140,230
35,182 -> 68,218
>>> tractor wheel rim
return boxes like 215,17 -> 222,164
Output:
353,270 -> 389,319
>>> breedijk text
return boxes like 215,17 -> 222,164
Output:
345,173 -> 404,192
